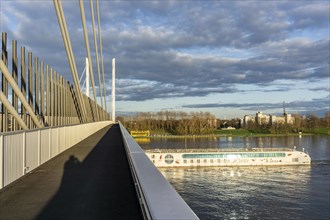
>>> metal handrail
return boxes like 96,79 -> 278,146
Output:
119,122 -> 199,220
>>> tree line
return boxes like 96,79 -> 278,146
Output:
118,111 -> 218,135
119,111 -> 330,135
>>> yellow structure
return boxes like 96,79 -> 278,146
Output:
130,130 -> 150,137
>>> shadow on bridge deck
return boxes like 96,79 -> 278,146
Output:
0,124 -> 142,220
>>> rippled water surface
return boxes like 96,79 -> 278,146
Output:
140,135 -> 330,220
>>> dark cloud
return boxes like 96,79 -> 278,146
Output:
182,96 -> 330,115
115,78 -> 239,101
309,86 -> 330,92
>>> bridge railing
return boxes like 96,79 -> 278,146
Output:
118,122 -> 199,220
0,121 -> 111,189
1,32 -> 110,133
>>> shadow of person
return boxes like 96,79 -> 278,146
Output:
36,124 -> 142,220
65,155 -> 81,170
36,155 -> 83,220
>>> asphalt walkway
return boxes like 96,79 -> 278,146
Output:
0,124 -> 142,220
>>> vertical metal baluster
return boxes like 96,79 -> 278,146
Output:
46,65 -> 50,126
61,77 -> 65,126
12,40 -> 18,131
21,47 -> 26,127
35,57 -> 39,121
40,61 -> 44,125
28,52 -> 33,129
1,32 -> 8,132
54,72 -> 58,126
59,75 -> 62,126
50,68 -> 54,127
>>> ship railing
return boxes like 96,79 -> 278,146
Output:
119,122 -> 199,220
144,147 -> 296,154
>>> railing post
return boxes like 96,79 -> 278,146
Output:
57,127 -> 60,154
38,129 -> 41,166
64,126 -> 67,150
22,131 -> 26,175
48,128 -> 51,159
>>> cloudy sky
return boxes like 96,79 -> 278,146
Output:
1,0 -> 329,118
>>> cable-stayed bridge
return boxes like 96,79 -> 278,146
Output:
0,1 -> 198,219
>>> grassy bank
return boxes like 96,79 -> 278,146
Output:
214,128 -> 329,136
146,128 -> 329,138
302,127 -> 329,135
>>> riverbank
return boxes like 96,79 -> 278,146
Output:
140,128 -> 329,139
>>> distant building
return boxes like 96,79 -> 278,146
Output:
270,113 -> 294,125
270,115 -> 284,125
256,112 -> 270,125
243,115 -> 255,128
284,113 -> 294,124
243,111 -> 294,128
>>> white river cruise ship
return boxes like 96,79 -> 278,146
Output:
145,147 -> 311,167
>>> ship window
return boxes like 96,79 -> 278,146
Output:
292,158 -> 299,162
183,159 -> 187,164
203,159 -> 207,163
152,160 -> 155,163
183,154 -> 226,159
151,155 -> 155,159
197,159 -> 200,163
190,159 -> 194,163
210,159 -> 213,163
181,152 -> 286,160
164,154 -> 174,164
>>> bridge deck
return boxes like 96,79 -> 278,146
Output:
0,124 -> 142,220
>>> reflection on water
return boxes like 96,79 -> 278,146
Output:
141,135 -> 330,220
161,165 -> 329,220
134,137 -> 151,144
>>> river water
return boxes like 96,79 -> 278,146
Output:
139,135 -> 330,220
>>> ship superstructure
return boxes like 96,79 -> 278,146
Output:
145,147 -> 311,167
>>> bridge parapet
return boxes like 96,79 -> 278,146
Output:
0,121 -> 112,189
119,122 -> 199,220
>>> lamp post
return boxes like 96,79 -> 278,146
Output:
112,58 -> 115,122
